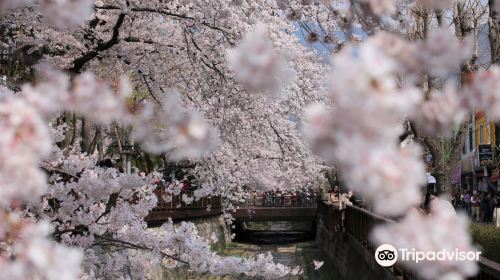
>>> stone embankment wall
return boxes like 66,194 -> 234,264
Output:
316,217 -> 398,280
95,215 -> 230,280
151,215 -> 231,279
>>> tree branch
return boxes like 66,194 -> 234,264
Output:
93,235 -> 189,265
140,74 -> 161,105
70,13 -> 126,72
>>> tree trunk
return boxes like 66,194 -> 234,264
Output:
489,0 -> 499,64
97,127 -> 104,162
80,117 -> 93,154
113,124 -> 127,172
406,5 -> 475,193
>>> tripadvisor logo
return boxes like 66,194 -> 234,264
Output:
375,244 -> 398,267
374,244 -> 481,267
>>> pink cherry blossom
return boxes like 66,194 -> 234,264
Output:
0,0 -> 34,12
419,28 -> 472,78
226,24 -> 296,96
412,83 -> 466,137
39,0 -> 94,28
463,66 -> 500,120
372,201 -> 479,280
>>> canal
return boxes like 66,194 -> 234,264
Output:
169,241 -> 338,280
218,240 -> 339,280
169,221 -> 340,279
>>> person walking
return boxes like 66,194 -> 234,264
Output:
480,193 -> 492,223
463,191 -> 472,216
459,190 -> 465,210
478,178 -> 489,193
471,192 -> 480,222
494,193 -> 500,227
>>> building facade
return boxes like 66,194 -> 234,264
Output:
457,111 -> 496,191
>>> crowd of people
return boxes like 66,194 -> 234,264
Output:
151,169 -> 199,192
322,181 -> 462,218
452,188 -> 500,226
247,188 -> 319,206
324,185 -> 362,209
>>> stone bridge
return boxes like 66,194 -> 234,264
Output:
231,194 -> 318,222
145,190 -> 319,224
144,188 -> 223,225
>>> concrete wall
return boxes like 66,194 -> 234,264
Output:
316,218 -> 398,280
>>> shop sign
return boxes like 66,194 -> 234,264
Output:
451,166 -> 461,184
478,144 -> 493,166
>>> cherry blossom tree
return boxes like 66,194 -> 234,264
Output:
6,0 -> 326,192
3,0 -> 500,279
0,1 -> 318,279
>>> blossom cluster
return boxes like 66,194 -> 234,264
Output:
343,0 -> 457,16
24,67 -> 219,160
305,33 -> 426,216
0,93 -> 51,206
23,66 -> 132,124
155,222 -> 298,278
0,0 -> 93,28
226,24 -> 296,96
0,220 -> 83,279
462,66 -> 500,120
131,93 -> 220,159
372,201 -> 478,279
1,0 -> 320,279
41,146 -> 294,279
0,89 -> 83,279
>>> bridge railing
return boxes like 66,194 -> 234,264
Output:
150,188 -> 222,212
318,201 -> 500,280
239,195 -> 319,208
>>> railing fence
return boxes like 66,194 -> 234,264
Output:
318,201 -> 500,280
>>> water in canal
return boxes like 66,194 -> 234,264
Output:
219,240 -> 339,280
173,221 -> 340,279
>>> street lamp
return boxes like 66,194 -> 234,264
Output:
122,143 -> 135,175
